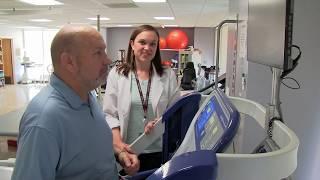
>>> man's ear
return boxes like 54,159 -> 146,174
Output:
60,52 -> 78,73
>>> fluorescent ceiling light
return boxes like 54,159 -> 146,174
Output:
16,26 -> 43,29
154,17 -> 174,20
19,0 -> 63,6
29,19 -> 52,22
117,25 -> 133,27
69,23 -> 89,25
133,0 -> 166,2
164,24 -> 178,27
87,17 -> 110,21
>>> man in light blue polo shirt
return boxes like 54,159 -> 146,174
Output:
12,25 -> 139,180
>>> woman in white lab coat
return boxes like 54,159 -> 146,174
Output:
103,25 -> 180,172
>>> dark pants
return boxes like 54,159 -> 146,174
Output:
138,152 -> 162,172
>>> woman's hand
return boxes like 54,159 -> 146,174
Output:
117,146 -> 140,175
144,118 -> 158,134
112,128 -> 140,175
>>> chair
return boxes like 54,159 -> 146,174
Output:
180,62 -> 196,90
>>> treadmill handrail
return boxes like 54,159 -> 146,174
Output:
214,97 -> 299,180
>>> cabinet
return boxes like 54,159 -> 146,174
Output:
160,49 -> 192,75
0,38 -> 14,85
177,50 -> 192,75
0,39 -> 4,87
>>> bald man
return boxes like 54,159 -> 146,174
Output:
12,25 -> 139,180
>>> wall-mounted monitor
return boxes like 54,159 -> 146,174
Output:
247,0 -> 294,71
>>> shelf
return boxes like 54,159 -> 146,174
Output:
160,48 -> 191,52
160,49 -> 179,51
0,38 -> 7,86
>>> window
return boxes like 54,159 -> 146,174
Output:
23,29 -> 58,81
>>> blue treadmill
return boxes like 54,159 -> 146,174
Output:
128,88 -> 240,180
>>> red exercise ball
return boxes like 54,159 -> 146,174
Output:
159,37 -> 167,49
166,29 -> 188,49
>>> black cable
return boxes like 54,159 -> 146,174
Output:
197,78 -> 226,94
197,81 -> 215,93
281,76 -> 300,89
280,44 -> 302,78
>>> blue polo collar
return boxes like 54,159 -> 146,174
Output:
49,73 -> 88,109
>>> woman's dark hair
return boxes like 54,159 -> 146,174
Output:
117,24 -> 164,77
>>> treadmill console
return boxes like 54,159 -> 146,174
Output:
175,88 -> 240,156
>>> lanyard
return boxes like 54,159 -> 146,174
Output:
134,66 -> 152,122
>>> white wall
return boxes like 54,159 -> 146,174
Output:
0,27 -> 24,83
246,0 -> 320,179
219,26 -> 229,75
194,27 -> 215,67
100,28 -> 107,44
281,0 -> 320,179
106,28 -> 134,62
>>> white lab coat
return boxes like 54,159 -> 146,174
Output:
103,65 -> 180,142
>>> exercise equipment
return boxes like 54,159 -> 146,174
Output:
127,88 -> 298,180
166,30 -> 188,49
0,90 -> 299,180
159,37 -> 167,49
128,88 -> 240,180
